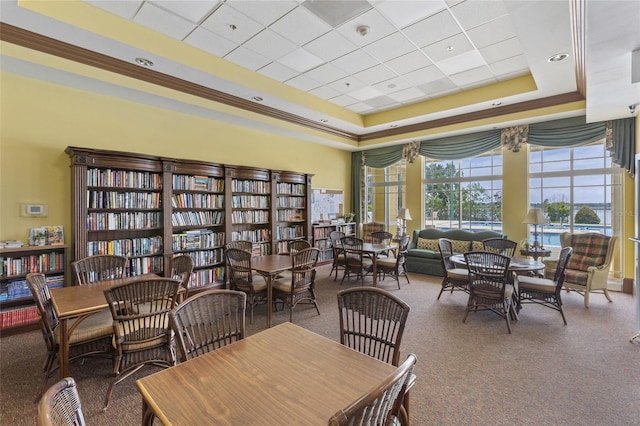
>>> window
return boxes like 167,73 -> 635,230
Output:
364,160 -> 407,233
528,141 -> 622,248
423,148 -> 503,231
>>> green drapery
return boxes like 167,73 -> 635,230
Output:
608,118 -> 636,177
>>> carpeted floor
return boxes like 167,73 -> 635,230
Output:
1,264 -> 639,425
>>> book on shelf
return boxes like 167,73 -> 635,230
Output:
0,240 -> 24,248
28,226 -> 64,246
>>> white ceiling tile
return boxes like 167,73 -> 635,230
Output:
224,46 -> 271,71
301,0 -> 372,28
489,54 -> 530,77
337,9 -> 397,47
363,32 -> 416,62
184,27 -> 237,57
331,50 -> 379,74
403,65 -> 446,85
388,86 -> 427,102
257,62 -> 298,82
422,33 -> 474,63
376,0 -> 446,28
451,0 -> 508,30
133,2 -> 197,40
466,15 -> 517,49
149,0 -> 221,24
304,31 -> 358,62
372,76 -> 411,94
436,50 -> 486,75
403,10 -> 460,47
243,29 -> 298,60
345,102 -> 374,113
418,78 -> 458,96
349,86 -> 385,101
449,65 -> 495,86
308,85 -> 342,100
277,48 -> 324,73
84,1 -> 143,20
480,37 -> 524,64
226,0 -> 298,26
200,3 -> 263,44
364,95 -> 396,109
305,63 -> 349,85
354,64 -> 397,86
329,94 -> 359,107
328,77 -> 367,94
285,73 -> 322,91
270,6 -> 331,46
385,51 -> 432,74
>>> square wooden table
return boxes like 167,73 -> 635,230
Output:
136,322 -> 395,425
362,243 -> 393,286
250,254 -> 293,327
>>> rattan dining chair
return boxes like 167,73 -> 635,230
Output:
27,273 -> 113,400
329,231 -> 346,281
103,276 -> 181,408
225,240 -> 253,253
328,353 -> 417,426
516,247 -> 573,324
340,236 -> 374,284
436,238 -> 470,300
37,377 -> 86,426
170,254 -> 194,301
273,247 -> 321,322
482,238 -> 518,257
71,254 -> 128,285
463,251 -> 515,333
170,289 -> 247,362
370,230 -> 395,258
225,248 -> 267,324
287,239 -> 312,254
376,235 -> 410,289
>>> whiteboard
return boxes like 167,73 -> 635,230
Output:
311,189 -> 344,222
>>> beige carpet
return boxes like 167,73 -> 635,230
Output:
1,264 -> 638,425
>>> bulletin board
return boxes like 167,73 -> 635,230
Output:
311,188 -> 344,223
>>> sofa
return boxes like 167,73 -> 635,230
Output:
406,228 -> 504,276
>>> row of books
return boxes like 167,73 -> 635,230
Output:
182,249 -> 224,268
230,211 -> 269,224
1,253 -> 65,277
276,197 -> 305,208
87,169 -> 161,189
171,193 -> 224,209
0,305 -> 39,329
275,225 -> 305,240
231,195 -> 269,209
188,267 -> 225,289
173,175 -> 224,192
129,256 -> 163,275
87,212 -> 162,230
87,236 -> 163,257
87,190 -> 161,209
172,230 -> 224,251
171,211 -> 224,227
276,182 -> 306,195
230,229 -> 271,243
0,275 -> 64,301
231,179 -> 270,194
276,210 -> 304,221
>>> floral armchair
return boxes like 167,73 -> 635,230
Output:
546,232 -> 618,308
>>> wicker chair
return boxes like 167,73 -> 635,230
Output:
71,255 -> 128,285
37,377 -> 86,426
225,248 -> 267,324
463,251 -> 515,333
370,230 -> 395,257
436,238 -> 470,300
225,240 -> 253,253
170,289 -> 247,362
376,235 -> 410,289
27,273 -> 113,400
329,231 -> 347,281
273,247 -> 321,322
482,238 -> 518,257
170,254 -> 194,301
340,236 -> 374,285
103,277 -> 181,408
328,353 -> 417,426
287,239 -> 312,254
516,247 -> 573,324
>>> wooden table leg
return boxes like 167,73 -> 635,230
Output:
266,273 -> 273,328
59,318 -> 69,378
142,398 -> 155,426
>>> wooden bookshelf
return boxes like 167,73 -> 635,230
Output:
312,222 -> 356,265
67,147 -> 313,289
0,244 -> 68,336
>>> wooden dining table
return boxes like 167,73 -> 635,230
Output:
49,273 -> 158,378
250,254 -> 293,328
136,322 -> 396,425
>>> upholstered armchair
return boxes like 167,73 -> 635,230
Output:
546,232 -> 618,308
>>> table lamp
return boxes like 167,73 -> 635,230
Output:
397,208 -> 412,237
523,208 -> 546,249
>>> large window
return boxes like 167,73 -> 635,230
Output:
423,148 -> 503,231
364,160 -> 407,233
528,141 -> 622,248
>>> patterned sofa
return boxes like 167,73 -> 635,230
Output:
546,232 -> 618,307
406,228 -> 504,276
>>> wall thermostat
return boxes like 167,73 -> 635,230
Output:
20,203 -> 48,217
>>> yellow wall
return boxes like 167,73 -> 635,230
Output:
0,73 -> 351,242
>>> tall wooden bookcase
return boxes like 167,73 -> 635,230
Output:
66,147 -> 312,291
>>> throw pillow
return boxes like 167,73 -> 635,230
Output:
471,240 -> 484,251
416,238 -> 439,250
451,240 -> 471,253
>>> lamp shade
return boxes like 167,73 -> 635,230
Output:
523,208 -> 545,225
397,208 -> 412,220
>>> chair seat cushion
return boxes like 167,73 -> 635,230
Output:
447,268 -> 468,280
235,280 -> 267,292
564,269 -> 588,286
376,258 -> 397,268
517,275 -> 556,292
54,308 -> 113,345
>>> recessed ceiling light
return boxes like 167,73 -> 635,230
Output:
135,57 -> 154,67
492,101 -> 502,107
320,118 -> 328,123
390,124 -> 398,128
387,83 -> 397,89
356,25 -> 370,36
446,45 -> 454,52
548,53 -> 569,62
252,96 -> 263,102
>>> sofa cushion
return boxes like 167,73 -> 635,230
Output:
407,249 -> 440,259
451,240 -> 471,253
416,238 -> 438,250
566,233 -> 611,271
471,240 -> 484,251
